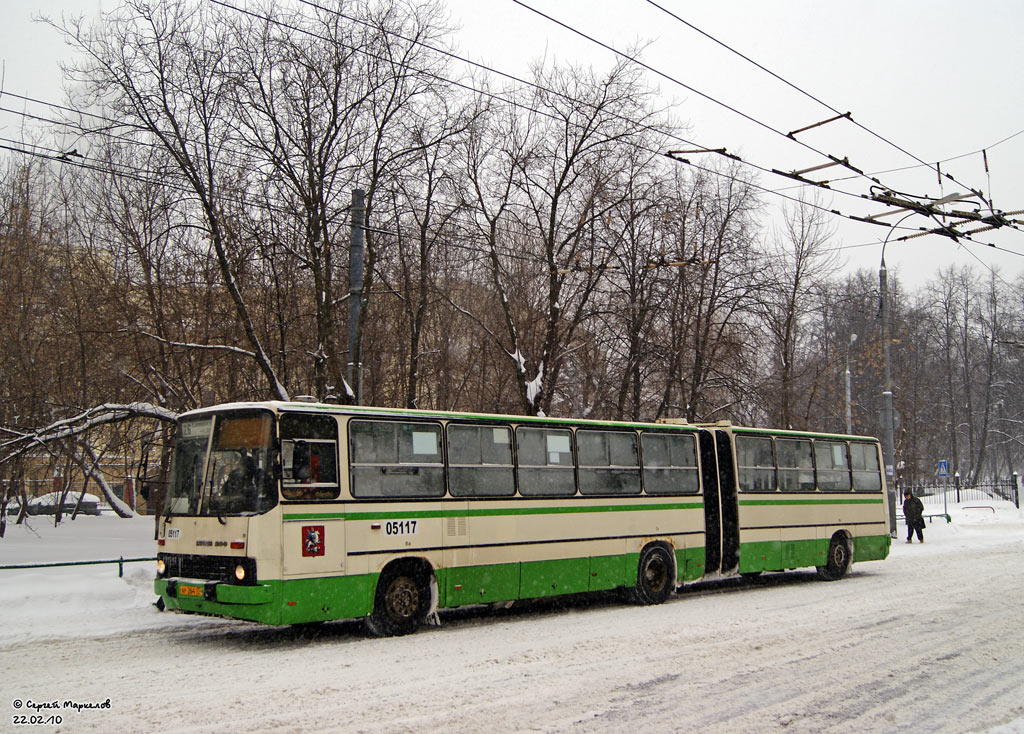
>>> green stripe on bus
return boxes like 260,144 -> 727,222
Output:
283,501 -> 704,521
156,533 -> 889,625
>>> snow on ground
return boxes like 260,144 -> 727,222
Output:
0,513 -> 234,646
0,496 -> 1022,733
1,512 -> 154,564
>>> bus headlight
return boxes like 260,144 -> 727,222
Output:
156,559 -> 166,576
234,564 -> 246,581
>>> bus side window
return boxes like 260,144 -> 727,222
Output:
815,440 -> 851,491
641,432 -> 699,494
447,424 -> 515,497
777,438 -> 815,491
516,426 -> 575,496
850,442 -> 883,491
349,420 -> 444,498
280,414 -> 340,500
736,436 -> 775,491
577,430 -> 641,495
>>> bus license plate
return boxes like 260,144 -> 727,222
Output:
179,584 -> 203,597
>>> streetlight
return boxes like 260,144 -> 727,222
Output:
879,212 -> 915,535
877,192 -> 980,534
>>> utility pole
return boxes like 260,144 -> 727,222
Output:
348,188 -> 365,404
845,333 -> 857,435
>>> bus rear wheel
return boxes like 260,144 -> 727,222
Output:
816,534 -> 852,581
630,544 -> 675,605
366,564 -> 430,636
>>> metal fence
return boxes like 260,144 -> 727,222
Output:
902,479 -> 1020,509
0,557 -> 156,577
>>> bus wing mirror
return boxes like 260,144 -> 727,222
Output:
270,448 -> 282,480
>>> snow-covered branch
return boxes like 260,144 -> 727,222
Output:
440,295 -> 506,346
124,329 -> 257,359
73,443 -> 135,518
0,402 -> 178,465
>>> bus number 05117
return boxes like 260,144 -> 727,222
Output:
385,520 -> 417,535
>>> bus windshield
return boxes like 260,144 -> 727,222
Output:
165,410 -> 278,516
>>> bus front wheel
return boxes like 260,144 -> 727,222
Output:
366,563 -> 430,636
630,544 -> 675,605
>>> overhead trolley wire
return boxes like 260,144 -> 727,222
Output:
0,138 -> 353,224
512,0 -> 1024,264
0,134 -> 564,272
552,0 -> 1024,266
641,0 -> 1003,211
0,93 -> 362,221
240,0 -> 883,213
0,91 -> 276,173
290,0 -> 871,209
509,0 -> 882,191
0,91 -> 568,271
777,126 -> 1024,191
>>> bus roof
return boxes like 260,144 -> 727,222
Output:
177,401 -> 878,442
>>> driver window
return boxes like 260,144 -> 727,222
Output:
205,413 -> 274,514
280,414 -> 340,500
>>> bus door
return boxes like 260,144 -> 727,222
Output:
714,430 -> 740,575
698,430 -> 722,574
698,429 -> 741,575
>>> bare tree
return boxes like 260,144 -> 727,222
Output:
58,0 -> 289,399
594,155 -> 677,421
463,58 -> 666,416
966,273 -> 1009,480
379,104 -> 473,408
758,197 -> 839,429
228,1 -> 380,401
654,163 -> 765,422
348,0 -> 457,403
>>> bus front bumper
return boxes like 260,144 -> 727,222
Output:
155,578 -> 274,606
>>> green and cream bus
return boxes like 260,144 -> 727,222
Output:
154,401 -> 891,635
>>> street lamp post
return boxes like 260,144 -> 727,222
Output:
879,259 -> 895,483
879,213 -> 915,535
874,193 -> 976,535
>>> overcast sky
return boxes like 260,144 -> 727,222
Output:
3,0 -> 1022,289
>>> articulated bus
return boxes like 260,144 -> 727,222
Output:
155,401 -> 890,635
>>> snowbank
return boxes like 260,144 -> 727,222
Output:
0,514 -> 234,645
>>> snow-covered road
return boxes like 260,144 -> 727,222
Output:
2,504 -> 1023,733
